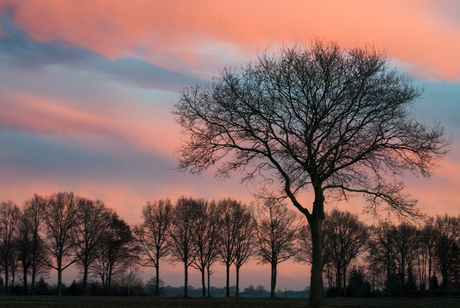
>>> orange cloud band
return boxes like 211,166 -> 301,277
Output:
0,0 -> 459,80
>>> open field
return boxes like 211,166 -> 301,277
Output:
0,297 -> 459,308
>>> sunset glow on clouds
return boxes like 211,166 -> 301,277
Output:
0,0 -> 459,290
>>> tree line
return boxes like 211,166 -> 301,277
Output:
297,209 -> 460,298
0,192 -> 300,297
0,192 -> 458,298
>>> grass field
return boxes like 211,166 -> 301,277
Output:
0,296 -> 459,308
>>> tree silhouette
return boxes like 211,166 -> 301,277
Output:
41,192 -> 80,297
134,199 -> 173,297
421,217 -> 437,297
168,196 -> 199,297
174,40 -> 450,307
218,198 -> 246,297
432,215 -> 460,296
255,198 -> 299,298
73,198 -> 112,295
90,212 -> 138,295
0,200 -> 20,295
233,203 -> 256,297
368,223 -> 399,297
190,199 -> 222,297
322,209 -> 368,297
19,194 -> 50,295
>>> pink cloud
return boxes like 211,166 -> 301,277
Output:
0,87 -> 179,156
1,0 -> 459,80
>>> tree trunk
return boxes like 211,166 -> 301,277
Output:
308,187 -> 325,308
4,267 -> 9,295
343,267 -> 347,298
270,261 -> 277,298
225,262 -> 230,297
83,264 -> 89,296
108,266 -> 112,295
155,264 -> 160,296
428,256 -> 432,298
207,265 -> 212,297
336,265 -> 341,296
235,265 -> 240,298
184,263 -> 188,297
31,264 -> 36,295
201,268 -> 206,297
57,269 -> 62,297
386,253 -> 391,298
23,263 -> 28,295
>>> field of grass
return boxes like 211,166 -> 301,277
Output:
0,296 -> 459,308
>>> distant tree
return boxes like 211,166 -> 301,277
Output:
0,200 -> 21,295
190,199 -> 222,297
168,196 -> 199,297
218,198 -> 244,297
146,276 -> 165,296
392,223 -> 419,297
233,204 -> 256,297
41,192 -> 80,297
73,198 -> 112,295
256,198 -> 299,298
346,267 -> 371,297
420,217 -> 437,297
324,209 -> 368,297
173,40 -> 450,308
90,212 -> 138,295
368,223 -> 398,298
19,194 -> 49,295
432,214 -> 460,296
134,199 -> 173,297
296,218 -> 333,273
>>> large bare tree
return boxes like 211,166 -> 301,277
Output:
173,40 -> 450,307
134,199 -> 173,296
255,198 -> 299,298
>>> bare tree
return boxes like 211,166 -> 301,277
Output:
420,217 -> 437,297
392,223 -> 419,297
218,198 -> 244,297
173,40 -> 450,307
134,199 -> 173,297
0,200 -> 20,295
41,192 -> 80,297
190,199 -> 222,297
90,212 -> 138,295
432,214 -> 460,297
256,198 -> 299,298
168,196 -> 198,297
324,209 -> 368,297
20,194 -> 49,295
368,223 -> 398,298
73,197 -> 112,295
233,204 -> 256,297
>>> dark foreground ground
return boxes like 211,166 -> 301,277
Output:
0,296 -> 459,308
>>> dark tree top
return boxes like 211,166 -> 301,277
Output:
174,40 -> 450,219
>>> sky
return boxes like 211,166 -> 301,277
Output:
0,0 -> 459,291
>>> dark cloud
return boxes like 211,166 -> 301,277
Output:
0,13 -> 204,92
